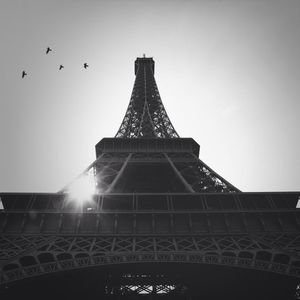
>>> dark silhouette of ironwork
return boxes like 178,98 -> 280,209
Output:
1,56 -> 300,299
115,58 -> 179,139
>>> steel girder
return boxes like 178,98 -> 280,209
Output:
1,233 -> 300,285
2,201 -> 300,284
61,151 -> 240,194
167,153 -> 240,192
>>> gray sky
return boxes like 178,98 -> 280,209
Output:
0,0 -> 299,193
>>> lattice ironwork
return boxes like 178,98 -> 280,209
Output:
115,57 -> 179,138
1,233 -> 300,285
61,150 -> 240,194
113,284 -> 176,295
2,250 -> 300,285
167,153 -> 240,192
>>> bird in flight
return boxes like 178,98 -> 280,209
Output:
84,63 -> 89,69
22,71 -> 27,78
59,65 -> 64,70
46,47 -> 52,54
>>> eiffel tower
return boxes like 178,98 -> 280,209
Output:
0,56 -> 300,300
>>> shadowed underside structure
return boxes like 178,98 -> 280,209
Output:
0,57 -> 300,299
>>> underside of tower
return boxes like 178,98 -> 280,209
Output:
0,56 -> 300,300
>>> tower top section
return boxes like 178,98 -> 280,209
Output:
115,57 -> 179,138
135,56 -> 154,75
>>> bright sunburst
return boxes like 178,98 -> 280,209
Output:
67,174 -> 96,203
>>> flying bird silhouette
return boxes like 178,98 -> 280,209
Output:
46,47 -> 52,54
59,65 -> 64,70
84,63 -> 89,69
22,71 -> 27,78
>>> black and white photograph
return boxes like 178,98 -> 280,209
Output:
0,0 -> 300,299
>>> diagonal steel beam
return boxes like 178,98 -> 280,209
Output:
105,153 -> 132,193
164,153 -> 195,193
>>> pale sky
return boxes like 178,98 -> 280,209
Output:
0,0 -> 299,193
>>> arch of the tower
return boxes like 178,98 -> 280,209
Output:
2,242 -> 300,286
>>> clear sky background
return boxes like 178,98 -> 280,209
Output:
0,0 -> 299,193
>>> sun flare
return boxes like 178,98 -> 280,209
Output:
67,174 -> 96,202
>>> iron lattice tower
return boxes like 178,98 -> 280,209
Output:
0,57 -> 300,300
115,57 -> 179,138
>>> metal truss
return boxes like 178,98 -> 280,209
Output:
61,153 -> 131,194
105,272 -> 188,297
167,153 -> 240,193
0,236 -> 53,264
61,151 -> 240,194
2,191 -> 298,212
1,233 -> 300,285
115,57 -> 179,138
115,284 -> 176,295
1,203 -> 300,240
